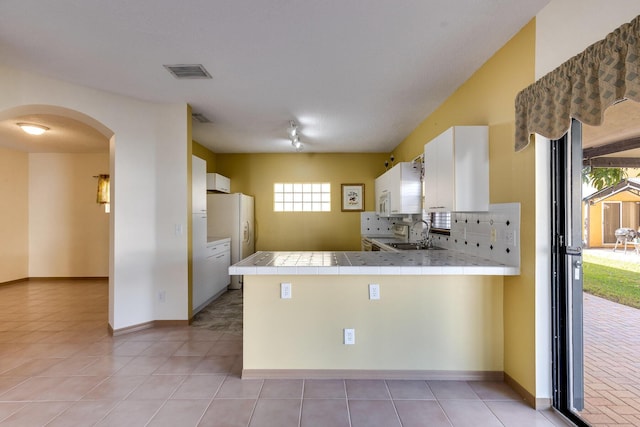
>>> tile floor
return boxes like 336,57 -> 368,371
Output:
0,279 -> 573,426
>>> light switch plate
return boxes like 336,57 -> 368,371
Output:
344,328 -> 355,345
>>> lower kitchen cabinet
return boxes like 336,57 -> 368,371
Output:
193,237 -> 231,314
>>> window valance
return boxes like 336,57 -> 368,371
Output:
514,15 -> 640,152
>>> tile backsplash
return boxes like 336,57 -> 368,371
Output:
429,203 -> 521,268
362,203 -> 521,268
360,212 -> 407,236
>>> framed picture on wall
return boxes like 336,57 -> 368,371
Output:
341,183 -> 364,212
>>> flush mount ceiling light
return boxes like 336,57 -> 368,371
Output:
17,122 -> 49,135
288,120 -> 303,152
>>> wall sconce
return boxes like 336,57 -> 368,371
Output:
17,122 -> 49,135
95,174 -> 110,213
288,120 -> 303,152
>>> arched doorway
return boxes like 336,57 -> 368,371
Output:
0,104 -> 114,328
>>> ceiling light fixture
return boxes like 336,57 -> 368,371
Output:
17,122 -> 49,135
288,120 -> 303,152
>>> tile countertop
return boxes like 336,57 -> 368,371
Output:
229,250 -> 520,276
207,236 -> 231,245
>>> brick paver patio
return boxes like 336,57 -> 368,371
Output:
579,293 -> 640,425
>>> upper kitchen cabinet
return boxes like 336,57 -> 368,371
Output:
424,126 -> 489,212
207,173 -> 230,193
374,162 -> 422,217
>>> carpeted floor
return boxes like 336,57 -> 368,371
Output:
191,289 -> 243,334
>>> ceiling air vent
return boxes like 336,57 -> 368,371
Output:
192,113 -> 212,123
163,64 -> 212,79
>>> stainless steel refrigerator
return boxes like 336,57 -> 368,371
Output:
207,193 -> 255,289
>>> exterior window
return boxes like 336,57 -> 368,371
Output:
430,211 -> 451,233
274,183 -> 331,212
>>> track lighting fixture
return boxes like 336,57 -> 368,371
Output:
288,120 -> 303,151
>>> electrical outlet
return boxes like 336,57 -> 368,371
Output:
280,282 -> 292,299
344,328 -> 355,345
158,290 -> 166,302
490,228 -> 497,243
504,229 -> 517,246
369,284 -> 380,300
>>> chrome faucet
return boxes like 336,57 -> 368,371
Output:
411,219 -> 431,248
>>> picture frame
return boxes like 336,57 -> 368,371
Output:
341,183 -> 365,212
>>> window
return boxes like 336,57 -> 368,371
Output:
274,183 -> 331,212
429,211 -> 451,234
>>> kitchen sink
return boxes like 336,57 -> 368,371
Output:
388,242 -> 445,250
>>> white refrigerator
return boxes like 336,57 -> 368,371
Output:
207,193 -> 255,289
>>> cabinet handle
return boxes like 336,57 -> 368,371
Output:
429,206 -> 446,209
215,254 -> 225,259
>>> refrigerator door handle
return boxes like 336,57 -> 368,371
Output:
243,221 -> 250,243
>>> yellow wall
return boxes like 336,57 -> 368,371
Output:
586,191 -> 640,247
0,147 -> 29,283
28,153 -> 110,277
392,21 -> 538,396
244,274 -> 503,373
215,153 -> 389,251
192,140 -> 217,172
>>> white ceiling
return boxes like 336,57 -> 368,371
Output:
0,0 -> 551,154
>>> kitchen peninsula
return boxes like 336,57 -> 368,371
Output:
231,250 -> 519,380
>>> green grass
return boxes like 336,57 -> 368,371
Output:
582,252 -> 640,309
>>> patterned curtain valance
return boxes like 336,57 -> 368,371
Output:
514,15 -> 640,152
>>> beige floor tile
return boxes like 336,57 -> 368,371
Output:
387,379 -> 435,400
38,375 -> 107,401
114,356 -> 170,376
81,375 -> 146,400
94,399 -> 164,427
193,355 -> 237,374
173,340 -> 216,356
303,379 -> 346,399
126,374 -> 185,400
0,376 -> 62,401
260,379 -> 304,399
439,400 -> 502,426
300,399 -> 350,427
147,399 -> 211,427
0,402 -> 25,423
394,400 -> 452,427
139,341 -> 185,357
486,401 -> 557,426
348,399 -> 402,427
0,401 -> 72,427
45,400 -> 119,427
428,380 -> 480,400
216,376 -> 263,398
1,357 -> 65,376
206,340 -> 243,356
199,398 -> 256,427
249,398 -> 301,427
111,340 -> 155,356
346,379 -> 391,400
78,355 -> 134,376
469,380 -> 523,401
154,356 -> 203,374
0,377 -> 26,395
171,374 -> 226,399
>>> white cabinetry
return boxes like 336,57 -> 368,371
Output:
208,240 -> 231,297
207,173 -> 230,193
423,126 -> 489,212
374,162 -> 421,217
192,156 -> 209,312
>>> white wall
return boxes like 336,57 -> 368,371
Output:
0,66 -> 190,329
534,0 -> 640,401
28,153 -> 109,277
0,147 -> 28,283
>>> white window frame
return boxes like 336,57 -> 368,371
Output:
274,182 -> 331,212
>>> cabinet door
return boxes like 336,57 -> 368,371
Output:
452,126 -> 489,212
192,214 -> 208,310
192,156 -> 207,213
212,250 -> 231,295
424,128 -> 453,211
